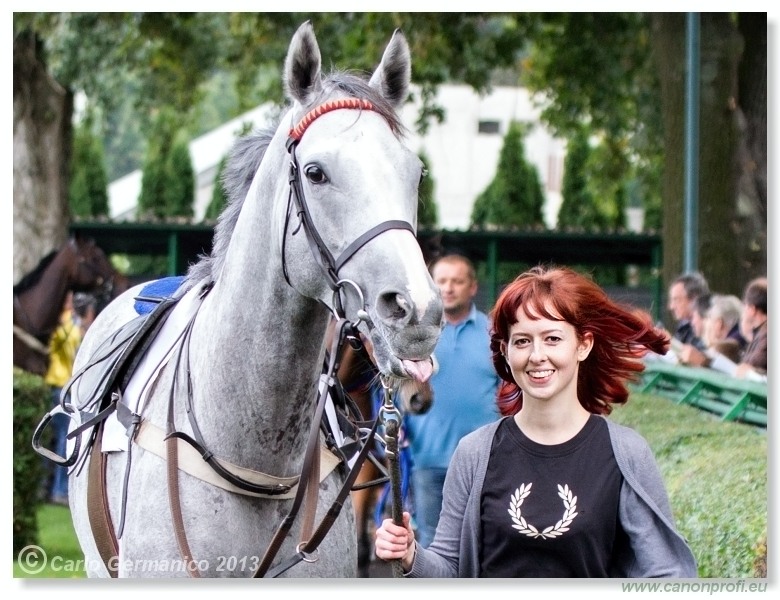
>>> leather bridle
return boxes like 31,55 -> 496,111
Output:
282,97 -> 416,316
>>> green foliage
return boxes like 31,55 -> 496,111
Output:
558,127 -> 632,232
137,109 -> 194,220
205,155 -> 229,222
13,368 -> 50,554
611,392 -> 767,577
69,116 -> 109,218
558,128 -> 598,229
523,13 -> 662,231
165,137 -> 195,219
417,150 -> 438,229
470,121 -> 545,229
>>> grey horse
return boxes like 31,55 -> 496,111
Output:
66,21 -> 442,578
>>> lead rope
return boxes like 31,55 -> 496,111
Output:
379,381 -> 405,578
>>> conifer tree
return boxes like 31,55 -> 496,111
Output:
470,121 -> 545,229
69,115 -> 109,218
164,135 -> 195,219
137,109 -> 194,220
205,155 -> 228,222
558,127 -> 616,230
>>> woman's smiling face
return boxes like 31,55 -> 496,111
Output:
502,304 -> 593,404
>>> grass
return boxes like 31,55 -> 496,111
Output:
13,504 -> 85,578
13,392 -> 767,579
610,391 -> 767,578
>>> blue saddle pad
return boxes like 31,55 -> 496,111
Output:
134,276 -> 185,315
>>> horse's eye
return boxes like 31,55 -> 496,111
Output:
305,165 -> 327,184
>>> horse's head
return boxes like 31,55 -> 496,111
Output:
67,237 -> 118,299
278,22 -> 443,381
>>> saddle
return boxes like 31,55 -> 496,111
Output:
32,282 -> 183,469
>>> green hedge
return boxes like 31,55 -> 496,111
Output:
612,392 -> 767,578
13,368 -> 51,554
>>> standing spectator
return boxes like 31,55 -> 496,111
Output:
375,265 -> 697,577
44,291 -> 82,505
735,277 -> 767,380
404,254 -> 500,548
667,272 -> 710,347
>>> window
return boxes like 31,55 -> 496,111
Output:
478,120 -> 501,134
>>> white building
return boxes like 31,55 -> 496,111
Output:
109,84 -> 566,229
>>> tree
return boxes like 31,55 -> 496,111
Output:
417,150 -> 438,229
137,110 -> 194,220
164,136 -> 195,219
651,13 -> 764,297
69,114 -> 110,218
13,13 -> 227,277
13,13 -> 766,296
470,121 -> 546,230
13,30 -> 73,282
205,155 -> 228,222
522,12 -> 766,297
557,126 -> 625,231
13,12 -> 532,277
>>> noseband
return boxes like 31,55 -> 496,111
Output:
282,98 -> 416,317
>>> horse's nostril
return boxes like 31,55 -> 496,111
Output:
377,291 -> 413,322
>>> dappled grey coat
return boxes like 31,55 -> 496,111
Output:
406,416 -> 698,578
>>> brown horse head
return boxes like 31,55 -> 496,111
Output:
13,238 -> 123,376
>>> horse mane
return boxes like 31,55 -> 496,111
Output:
183,71 -> 406,291
13,251 -> 58,295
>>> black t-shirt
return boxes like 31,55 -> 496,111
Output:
479,414 -> 624,577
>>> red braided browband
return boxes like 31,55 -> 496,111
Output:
288,98 -> 376,141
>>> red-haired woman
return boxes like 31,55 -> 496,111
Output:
375,265 -> 697,577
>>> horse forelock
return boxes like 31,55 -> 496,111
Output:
184,70 -> 407,292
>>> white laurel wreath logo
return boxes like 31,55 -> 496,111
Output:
508,483 -> 578,539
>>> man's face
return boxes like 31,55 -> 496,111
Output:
668,282 -> 693,321
431,260 -> 477,318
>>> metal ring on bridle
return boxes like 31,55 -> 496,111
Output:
332,278 -> 367,326
295,543 -> 320,563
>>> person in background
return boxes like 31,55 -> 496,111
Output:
678,294 -> 746,368
706,294 -> 748,357
734,277 -> 767,381
72,292 -> 98,333
404,253 -> 501,548
43,291 -> 82,505
667,272 -> 710,347
375,265 -> 697,577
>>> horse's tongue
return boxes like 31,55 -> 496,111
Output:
402,359 -> 434,383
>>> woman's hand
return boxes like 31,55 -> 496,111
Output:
374,511 -> 416,572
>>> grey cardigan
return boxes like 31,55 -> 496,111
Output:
407,416 -> 698,578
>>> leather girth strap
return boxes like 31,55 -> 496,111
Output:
87,423 -> 119,577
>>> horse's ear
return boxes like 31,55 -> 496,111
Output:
369,29 -> 411,109
284,21 -> 323,106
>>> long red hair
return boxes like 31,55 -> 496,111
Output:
490,265 -> 669,416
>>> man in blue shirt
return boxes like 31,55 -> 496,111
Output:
405,254 -> 500,547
